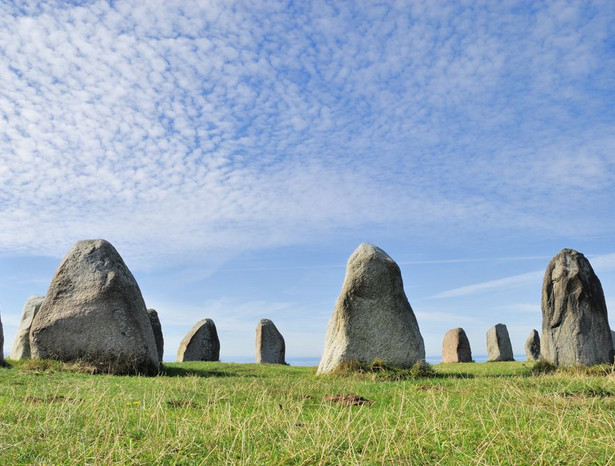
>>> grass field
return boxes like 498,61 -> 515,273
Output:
1,359 -> 614,464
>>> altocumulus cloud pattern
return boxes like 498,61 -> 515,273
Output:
1,1 -> 614,268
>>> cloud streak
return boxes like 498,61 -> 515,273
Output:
432,251 -> 615,299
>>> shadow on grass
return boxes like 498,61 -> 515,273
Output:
160,365 -> 262,378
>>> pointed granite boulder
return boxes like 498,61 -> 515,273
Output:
29,239 -> 159,374
525,329 -> 540,361
176,318 -> 220,362
442,327 -> 473,363
486,323 -> 514,361
256,319 -> 286,364
541,249 -> 613,365
10,295 -> 45,359
147,308 -> 164,363
317,243 -> 425,374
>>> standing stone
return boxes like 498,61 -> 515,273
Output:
29,239 -> 159,375
541,249 -> 613,366
441,328 -> 473,363
486,323 -> 514,361
525,329 -> 541,361
317,243 -> 425,374
612,330 -> 615,352
147,309 -> 164,363
256,319 -> 286,364
10,295 -> 45,360
0,312 -> 3,365
176,319 -> 220,362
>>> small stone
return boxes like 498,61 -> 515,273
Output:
0,312 -> 3,365
176,319 -> 220,362
486,323 -> 514,361
441,328 -> 473,363
29,239 -> 158,375
256,319 -> 286,364
147,309 -> 164,363
10,295 -> 45,360
317,243 -> 425,374
525,329 -> 540,361
541,249 -> 613,365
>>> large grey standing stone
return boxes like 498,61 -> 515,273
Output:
525,329 -> 541,361
612,330 -> 615,352
176,319 -> 220,362
317,243 -> 425,374
541,249 -> 613,366
256,319 -> 286,364
147,309 -> 164,363
10,295 -> 45,359
486,323 -> 514,361
29,239 -> 159,375
441,327 -> 473,363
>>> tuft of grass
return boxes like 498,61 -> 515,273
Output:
9,358 -> 162,376
524,360 -> 615,377
527,360 -> 558,376
328,359 -> 436,381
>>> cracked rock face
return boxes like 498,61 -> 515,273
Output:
541,249 -> 613,366
177,318 -> 220,362
29,239 -> 159,374
317,243 -> 425,374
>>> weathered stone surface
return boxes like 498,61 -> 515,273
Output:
441,327 -> 473,363
256,319 -> 286,364
29,239 -> 159,374
612,330 -> 615,352
317,243 -> 425,374
176,319 -> 220,362
147,309 -> 164,363
10,295 -> 45,360
541,249 -> 613,366
525,329 -> 541,361
486,323 -> 514,361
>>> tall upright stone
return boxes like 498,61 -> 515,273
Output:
486,323 -> 514,361
176,319 -> 220,362
441,327 -> 473,363
541,249 -> 613,366
256,319 -> 286,364
10,295 -> 45,360
525,329 -> 540,361
317,243 -> 425,374
29,239 -> 159,375
147,309 -> 164,364
0,312 -> 4,365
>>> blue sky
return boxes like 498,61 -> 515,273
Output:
1,1 -> 614,362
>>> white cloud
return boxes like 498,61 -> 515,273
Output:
0,1 -> 613,270
433,271 -> 544,299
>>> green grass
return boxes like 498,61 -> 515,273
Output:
1,359 -> 615,464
